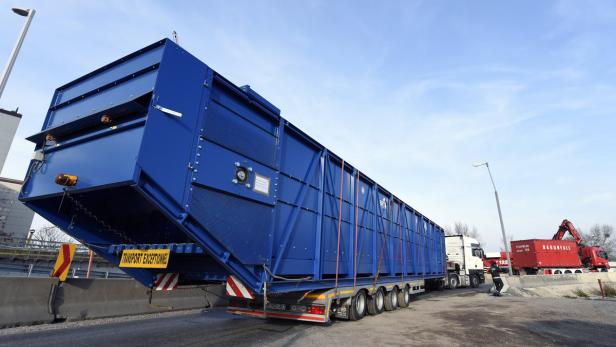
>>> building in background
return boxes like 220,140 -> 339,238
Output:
0,177 -> 33,238
0,108 -> 34,239
0,108 -> 21,170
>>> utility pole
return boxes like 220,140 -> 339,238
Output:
474,162 -> 514,275
0,7 -> 36,100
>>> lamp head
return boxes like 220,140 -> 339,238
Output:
473,162 -> 488,167
12,8 -> 30,16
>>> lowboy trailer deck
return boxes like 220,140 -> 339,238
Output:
20,38 -> 446,322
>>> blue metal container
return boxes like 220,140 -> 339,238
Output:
20,39 -> 445,294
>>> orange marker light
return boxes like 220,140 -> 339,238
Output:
55,173 -> 78,186
100,115 -> 112,124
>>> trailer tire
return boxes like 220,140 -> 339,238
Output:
384,287 -> 399,311
348,290 -> 367,321
448,274 -> 460,289
470,275 -> 480,288
367,288 -> 385,315
397,285 -> 410,308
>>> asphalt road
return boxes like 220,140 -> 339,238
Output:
1,284 -> 615,346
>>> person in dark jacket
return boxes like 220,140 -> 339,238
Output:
489,261 -> 503,296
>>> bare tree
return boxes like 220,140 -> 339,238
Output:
446,222 -> 483,243
454,222 -> 469,235
443,225 -> 453,236
579,224 -> 616,258
33,226 -> 73,243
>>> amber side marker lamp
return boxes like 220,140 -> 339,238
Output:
100,115 -> 112,124
55,173 -> 78,186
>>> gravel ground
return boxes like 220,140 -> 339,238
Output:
1,284 -> 615,346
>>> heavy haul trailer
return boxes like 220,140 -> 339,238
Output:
19,39 -> 446,322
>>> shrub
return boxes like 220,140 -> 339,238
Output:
573,288 -> 589,298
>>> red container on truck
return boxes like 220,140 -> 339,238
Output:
511,239 -> 581,270
510,219 -> 610,275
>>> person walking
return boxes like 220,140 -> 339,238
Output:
489,261 -> 503,296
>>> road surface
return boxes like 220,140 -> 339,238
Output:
1,285 -> 615,346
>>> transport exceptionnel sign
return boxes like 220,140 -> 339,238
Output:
119,249 -> 170,269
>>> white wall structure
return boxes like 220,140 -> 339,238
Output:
0,109 -> 21,172
0,177 -> 34,238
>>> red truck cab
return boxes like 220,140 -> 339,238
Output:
580,246 -> 610,271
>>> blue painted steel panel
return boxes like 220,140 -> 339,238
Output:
47,71 -> 157,128
54,44 -> 164,105
19,38 -> 446,294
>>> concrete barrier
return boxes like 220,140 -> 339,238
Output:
505,272 -> 616,297
0,277 -> 57,327
506,272 -> 616,289
0,277 -> 226,327
55,279 -> 226,321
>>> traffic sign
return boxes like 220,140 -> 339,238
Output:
52,243 -> 77,281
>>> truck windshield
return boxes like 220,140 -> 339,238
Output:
472,247 -> 484,258
598,251 -> 609,260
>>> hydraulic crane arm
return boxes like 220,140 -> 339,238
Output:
552,219 -> 582,244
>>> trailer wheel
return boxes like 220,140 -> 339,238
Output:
348,290 -> 367,321
367,288 -> 385,315
470,275 -> 479,288
448,274 -> 460,289
397,285 -> 410,308
384,287 -> 399,311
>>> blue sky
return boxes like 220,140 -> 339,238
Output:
1,1 -> 614,251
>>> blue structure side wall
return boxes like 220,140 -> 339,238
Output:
19,39 -> 446,294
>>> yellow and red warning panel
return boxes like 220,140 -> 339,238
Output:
119,249 -> 170,269
51,243 -> 77,281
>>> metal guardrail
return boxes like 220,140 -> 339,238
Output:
0,235 -> 90,252
0,235 -> 106,263
0,234 -> 128,279
0,261 -> 129,279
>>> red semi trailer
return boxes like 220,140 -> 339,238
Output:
483,251 -> 511,273
511,219 -> 610,275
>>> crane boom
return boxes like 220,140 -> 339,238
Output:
552,219 -> 582,244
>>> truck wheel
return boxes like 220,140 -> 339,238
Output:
470,275 -> 479,288
397,285 -> 410,308
448,274 -> 460,289
348,290 -> 366,321
384,287 -> 399,311
367,288 -> 385,315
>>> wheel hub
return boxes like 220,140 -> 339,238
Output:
356,294 -> 366,314
376,291 -> 384,309
391,291 -> 398,307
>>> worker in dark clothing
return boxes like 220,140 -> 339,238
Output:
489,261 -> 503,296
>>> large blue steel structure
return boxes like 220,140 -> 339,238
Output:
19,39 -> 445,294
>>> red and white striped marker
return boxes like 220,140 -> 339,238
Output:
154,273 -> 178,291
226,275 -> 254,299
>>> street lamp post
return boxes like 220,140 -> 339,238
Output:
474,162 -> 514,275
0,7 -> 36,100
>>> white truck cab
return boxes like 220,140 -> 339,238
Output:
445,235 -> 485,288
